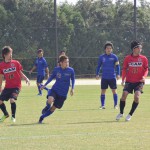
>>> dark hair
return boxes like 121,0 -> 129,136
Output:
60,50 -> 65,53
2,46 -> 12,59
104,41 -> 114,49
59,55 -> 68,63
131,40 -> 141,50
37,49 -> 43,53
59,50 -> 66,56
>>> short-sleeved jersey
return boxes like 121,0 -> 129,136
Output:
45,67 -> 75,97
122,54 -> 148,83
0,60 -> 23,89
96,53 -> 119,79
34,57 -> 48,76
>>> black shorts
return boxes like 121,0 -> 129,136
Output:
48,89 -> 66,109
101,78 -> 117,89
123,82 -> 144,94
0,88 -> 20,101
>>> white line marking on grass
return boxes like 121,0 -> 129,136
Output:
0,130 -> 150,140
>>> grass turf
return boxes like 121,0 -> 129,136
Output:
0,82 -> 150,150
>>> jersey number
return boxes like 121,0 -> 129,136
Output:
9,74 -> 14,79
132,68 -> 138,74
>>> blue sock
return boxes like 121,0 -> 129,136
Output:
41,109 -> 53,119
100,94 -> 105,106
38,85 -> 42,94
40,84 -> 49,91
113,94 -> 118,106
46,101 -> 51,109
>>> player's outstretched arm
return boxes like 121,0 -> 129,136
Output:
40,85 -> 45,90
70,88 -> 74,96
115,61 -> 120,80
20,71 -> 30,85
45,67 -> 50,79
29,66 -> 36,74
121,80 -> 125,87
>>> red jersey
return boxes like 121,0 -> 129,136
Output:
122,54 -> 148,83
0,60 -> 23,89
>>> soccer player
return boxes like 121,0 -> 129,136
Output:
96,41 -> 120,109
116,40 -> 148,121
0,46 -> 30,123
38,55 -> 75,123
29,49 -> 49,96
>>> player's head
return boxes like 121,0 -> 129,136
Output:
104,41 -> 113,55
59,55 -> 69,69
2,46 -> 13,62
131,40 -> 142,55
37,49 -> 43,57
131,40 -> 142,50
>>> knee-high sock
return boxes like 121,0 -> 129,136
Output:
129,101 -> 139,116
0,103 -> 9,116
113,94 -> 118,106
42,101 -> 51,112
38,85 -> 42,94
41,109 -> 53,119
46,101 -> 51,109
100,94 -> 105,106
11,103 -> 16,118
120,100 -> 125,114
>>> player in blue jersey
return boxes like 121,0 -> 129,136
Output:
29,49 -> 49,96
38,55 -> 75,123
96,41 -> 120,109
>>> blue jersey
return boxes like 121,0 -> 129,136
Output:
34,57 -> 48,76
44,67 -> 75,97
96,53 -> 119,79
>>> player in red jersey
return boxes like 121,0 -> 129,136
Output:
0,46 -> 30,123
116,40 -> 148,121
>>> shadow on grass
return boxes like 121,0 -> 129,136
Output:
59,109 -> 100,112
8,122 -> 48,126
67,120 -> 122,124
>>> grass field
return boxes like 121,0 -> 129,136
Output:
0,81 -> 150,150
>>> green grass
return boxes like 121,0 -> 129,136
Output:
0,82 -> 150,150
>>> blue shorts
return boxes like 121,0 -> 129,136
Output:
123,82 -> 144,94
37,75 -> 44,83
0,88 -> 20,101
47,89 -> 66,109
101,78 -> 117,89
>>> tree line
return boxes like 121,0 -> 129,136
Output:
0,0 -> 150,77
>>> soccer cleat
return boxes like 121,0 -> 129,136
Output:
42,106 -> 50,114
0,114 -> 9,122
99,106 -> 105,109
116,113 -> 123,121
114,105 -> 118,109
38,117 -> 44,124
125,114 -> 132,121
37,93 -> 42,96
11,117 -> 16,123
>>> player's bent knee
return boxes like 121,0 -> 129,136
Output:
47,97 -> 54,104
10,98 -> 15,103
